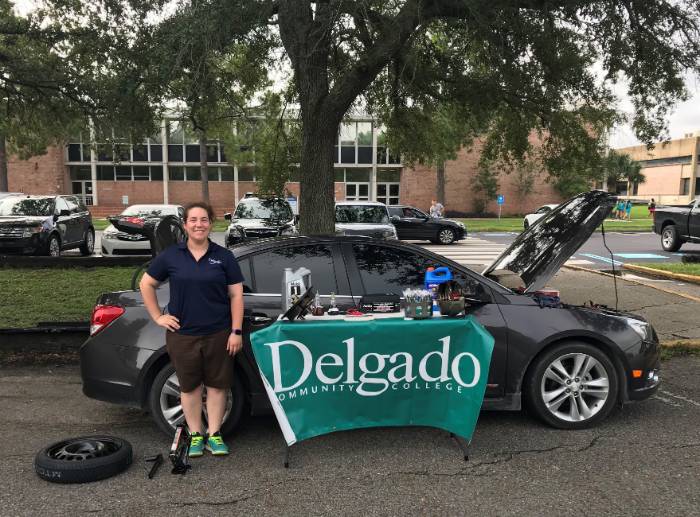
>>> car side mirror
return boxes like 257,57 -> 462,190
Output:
224,213 -> 232,221
390,215 -> 400,222
56,209 -> 70,218
462,281 -> 489,305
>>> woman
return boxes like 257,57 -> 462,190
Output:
140,201 -> 244,457
648,198 -> 656,216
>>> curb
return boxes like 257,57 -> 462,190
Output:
562,264 -> 700,304
623,263 -> 700,285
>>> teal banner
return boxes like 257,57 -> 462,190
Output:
251,316 -> 494,445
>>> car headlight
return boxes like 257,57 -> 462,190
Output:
457,222 -> 465,229
279,225 -> 297,236
228,226 -> 242,238
625,318 -> 653,341
102,232 -> 117,240
382,228 -> 398,239
22,226 -> 43,237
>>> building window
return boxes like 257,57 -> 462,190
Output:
186,166 -> 201,181
615,181 -> 628,196
133,166 -> 150,181
696,178 -> 700,196
377,169 -> 401,182
220,167 -> 234,181
69,166 -> 91,180
377,183 -> 400,205
238,166 -> 255,181
681,178 -> 690,195
151,166 -> 163,181
169,166 -> 185,181
115,166 -> 132,181
346,183 -> 370,201
345,168 -> 370,182
97,165 -> 115,181
357,122 -> 372,164
68,144 -> 82,162
340,122 -> 356,164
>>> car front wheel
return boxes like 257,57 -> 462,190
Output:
437,228 -> 456,245
46,234 -> 61,257
79,228 -> 95,256
526,342 -> 619,429
661,225 -> 682,252
148,363 -> 245,437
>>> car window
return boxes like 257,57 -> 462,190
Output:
335,205 -> 389,224
64,196 -> 80,213
0,197 -> 53,216
54,197 -> 70,215
408,208 -> 426,218
387,207 -> 402,217
236,257 -> 253,294
352,243 -> 483,297
252,244 -> 340,295
536,206 -> 550,214
234,198 -> 293,220
178,207 -> 185,219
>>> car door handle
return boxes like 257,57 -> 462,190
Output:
250,313 -> 273,324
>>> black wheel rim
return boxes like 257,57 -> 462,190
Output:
47,438 -> 121,461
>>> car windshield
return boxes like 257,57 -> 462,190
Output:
234,199 -> 293,220
0,197 -> 53,217
121,205 -> 177,217
336,205 -> 389,224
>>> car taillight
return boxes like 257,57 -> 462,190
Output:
90,305 -> 125,336
122,216 -> 145,226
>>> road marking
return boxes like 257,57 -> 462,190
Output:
565,259 -> 594,266
580,253 -> 624,266
614,253 -> 668,259
653,395 -> 682,407
659,390 -> 700,408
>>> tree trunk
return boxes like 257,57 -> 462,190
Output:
0,135 -> 8,192
199,132 -> 210,203
298,119 -> 337,235
436,160 -> 446,206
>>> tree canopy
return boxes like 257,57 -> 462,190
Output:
6,1 -> 700,232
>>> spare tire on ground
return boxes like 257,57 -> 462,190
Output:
34,436 -> 132,484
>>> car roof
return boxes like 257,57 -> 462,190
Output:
335,201 -> 387,206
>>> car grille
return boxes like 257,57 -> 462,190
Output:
245,229 -> 278,239
0,227 -> 23,238
116,232 -> 148,241
112,248 -> 151,256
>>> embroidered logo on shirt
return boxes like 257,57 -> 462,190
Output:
208,258 -> 222,265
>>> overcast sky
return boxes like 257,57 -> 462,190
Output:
12,0 -> 700,150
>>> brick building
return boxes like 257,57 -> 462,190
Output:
7,117 -> 563,217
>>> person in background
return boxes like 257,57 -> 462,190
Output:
615,199 -> 625,220
430,199 -> 444,218
140,201 -> 244,458
648,198 -> 656,216
625,199 -> 633,221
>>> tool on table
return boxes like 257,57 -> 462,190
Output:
169,425 -> 191,475
145,453 -> 163,479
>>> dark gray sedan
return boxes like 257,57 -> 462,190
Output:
80,191 -> 660,436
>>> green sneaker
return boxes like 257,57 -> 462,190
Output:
188,432 -> 205,457
205,432 -> 229,456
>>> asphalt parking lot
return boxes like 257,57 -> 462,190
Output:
2,357 -> 699,516
2,268 -> 700,516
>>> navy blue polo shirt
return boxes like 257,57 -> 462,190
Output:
146,240 -> 244,335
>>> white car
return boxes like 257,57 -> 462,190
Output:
101,204 -> 184,256
335,201 -> 398,239
523,204 -> 560,230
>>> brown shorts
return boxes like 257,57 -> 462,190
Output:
166,328 -> 233,393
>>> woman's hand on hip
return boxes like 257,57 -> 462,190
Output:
227,333 -> 243,355
156,314 -> 180,332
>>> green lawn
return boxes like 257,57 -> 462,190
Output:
0,267 -> 136,328
628,262 -> 700,277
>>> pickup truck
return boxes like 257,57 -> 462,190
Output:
653,199 -> 700,251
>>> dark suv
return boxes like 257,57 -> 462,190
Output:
0,195 -> 95,256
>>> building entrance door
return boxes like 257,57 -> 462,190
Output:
72,181 -> 94,205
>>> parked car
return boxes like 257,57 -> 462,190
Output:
523,203 -> 560,229
225,196 -> 297,247
81,191 -> 659,436
653,199 -> 700,252
101,204 -> 184,257
335,201 -> 397,239
0,195 -> 94,256
387,205 -> 466,244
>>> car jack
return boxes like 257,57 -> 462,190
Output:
169,425 -> 191,475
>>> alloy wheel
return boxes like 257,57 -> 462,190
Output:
438,229 -> 455,244
86,231 -> 94,252
49,237 -> 60,256
48,437 -> 120,461
159,372 -> 233,431
540,352 -> 610,422
662,228 -> 674,248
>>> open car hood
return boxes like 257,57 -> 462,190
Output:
482,190 -> 617,293
108,214 -> 186,257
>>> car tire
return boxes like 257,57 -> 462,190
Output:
79,228 -> 95,256
34,436 -> 132,484
148,363 -> 245,437
525,342 -> 619,430
661,225 -> 682,252
437,228 -> 456,245
46,234 -> 61,257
